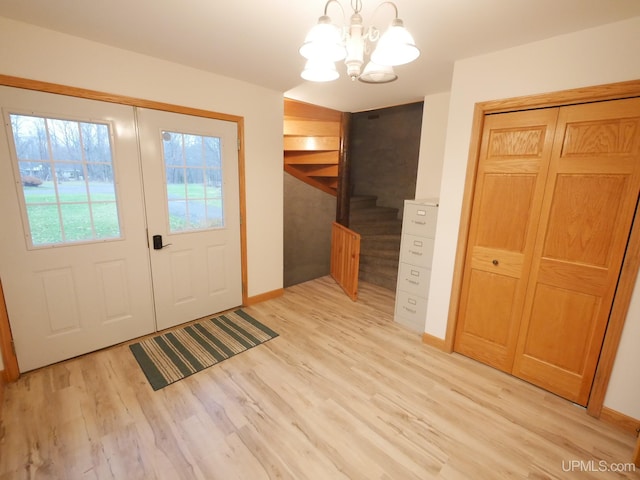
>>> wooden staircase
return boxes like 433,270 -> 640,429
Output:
283,98 -> 402,292
349,195 -> 402,291
284,98 -> 344,196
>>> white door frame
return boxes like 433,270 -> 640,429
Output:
0,74 -> 248,379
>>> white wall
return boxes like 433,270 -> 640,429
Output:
605,273 -> 640,418
0,17 -> 285,371
0,16 -> 284,300
415,92 -> 450,201
423,16 -> 640,419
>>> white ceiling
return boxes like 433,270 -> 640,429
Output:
1,0 -> 640,112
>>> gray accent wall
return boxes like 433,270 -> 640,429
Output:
349,102 -> 424,216
283,171 -> 336,287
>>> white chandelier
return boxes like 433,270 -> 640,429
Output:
299,0 -> 420,84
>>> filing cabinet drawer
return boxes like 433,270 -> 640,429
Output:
400,234 -> 434,268
397,262 -> 431,296
402,203 -> 437,237
395,290 -> 428,331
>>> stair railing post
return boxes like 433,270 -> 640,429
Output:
336,112 -> 352,227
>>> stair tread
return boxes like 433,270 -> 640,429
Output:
360,234 -> 401,245
350,196 -> 378,210
359,248 -> 400,259
351,195 -> 378,202
351,223 -> 402,235
352,218 -> 401,224
361,233 -> 402,239
349,195 -> 402,292
351,206 -> 398,214
360,256 -> 399,269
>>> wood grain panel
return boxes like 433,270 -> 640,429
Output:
330,222 -> 360,301
284,165 -> 337,196
294,164 -> 339,177
522,284 -> 597,373
562,119 -> 637,156
284,97 -> 342,122
488,127 -> 545,157
537,259 -> 607,296
284,120 -> 340,137
513,97 -> 640,406
446,80 -> 640,418
454,108 -> 558,372
599,406 -> 640,436
481,158 -> 545,173
284,151 -> 339,165
284,136 -> 340,151
470,246 -> 524,278
475,174 -> 535,252
0,276 -> 638,479
543,174 -> 626,266
461,269 -> 518,351
0,279 -> 19,382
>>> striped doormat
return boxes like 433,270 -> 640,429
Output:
129,309 -> 278,390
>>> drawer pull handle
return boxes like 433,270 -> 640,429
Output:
408,298 -> 417,305
407,279 -> 419,285
413,220 -> 426,225
403,307 -> 417,314
492,259 -> 499,266
409,250 -> 423,256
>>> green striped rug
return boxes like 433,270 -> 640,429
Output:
129,309 -> 278,390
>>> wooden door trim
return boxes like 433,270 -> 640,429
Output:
445,79 -> 640,417
0,74 -> 249,378
0,279 -> 19,382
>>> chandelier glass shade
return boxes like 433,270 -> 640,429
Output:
299,0 -> 419,84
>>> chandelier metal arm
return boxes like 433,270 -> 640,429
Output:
375,1 -> 400,19
300,0 -> 419,84
323,0 -> 345,19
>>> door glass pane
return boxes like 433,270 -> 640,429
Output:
49,118 -> 82,161
162,130 -> 224,233
9,113 -> 122,247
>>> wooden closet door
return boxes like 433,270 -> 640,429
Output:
512,97 -> 640,405
454,109 -> 559,371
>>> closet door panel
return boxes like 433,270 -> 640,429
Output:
513,97 -> 640,405
454,109 -> 559,371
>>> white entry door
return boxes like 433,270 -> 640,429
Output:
137,108 -> 242,331
0,87 -> 155,372
0,89 -> 243,372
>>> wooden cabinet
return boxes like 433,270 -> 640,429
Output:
394,199 -> 438,332
454,97 -> 640,406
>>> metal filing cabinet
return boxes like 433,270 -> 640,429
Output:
394,199 -> 438,332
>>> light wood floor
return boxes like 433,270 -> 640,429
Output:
1,276 -> 638,479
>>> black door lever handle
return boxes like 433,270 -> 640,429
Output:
152,234 -> 172,250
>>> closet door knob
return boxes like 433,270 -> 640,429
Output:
492,259 -> 499,266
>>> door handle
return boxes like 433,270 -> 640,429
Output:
152,235 -> 172,250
